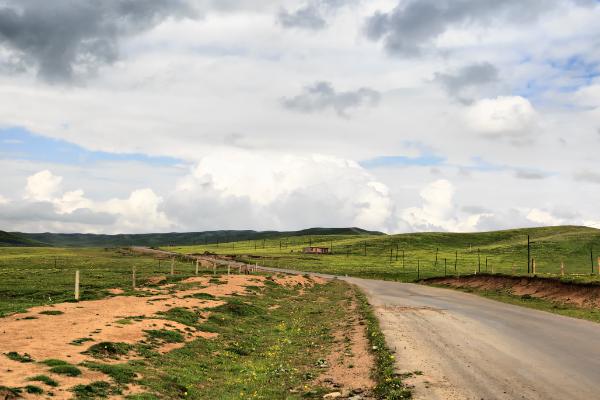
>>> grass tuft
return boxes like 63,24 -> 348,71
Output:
49,364 -> 82,377
27,375 -> 59,387
5,351 -> 33,363
85,342 -> 133,359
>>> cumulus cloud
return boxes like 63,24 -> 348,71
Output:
165,150 -> 394,231
5,170 -> 172,233
0,0 -> 196,82
24,170 -> 63,201
526,208 -> 564,226
364,0 -> 591,56
282,81 -> 380,117
400,179 -> 492,232
464,96 -> 538,142
434,62 -> 499,103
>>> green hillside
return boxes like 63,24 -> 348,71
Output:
2,227 -> 382,247
170,225 -> 600,282
0,231 -> 48,247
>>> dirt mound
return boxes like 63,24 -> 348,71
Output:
424,274 -> 600,308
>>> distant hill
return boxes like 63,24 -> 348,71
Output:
0,231 -> 49,247
0,227 -> 383,247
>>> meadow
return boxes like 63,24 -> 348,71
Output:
169,226 -> 600,283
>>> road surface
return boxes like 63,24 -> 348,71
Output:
347,277 -> 600,400
133,249 -> 600,399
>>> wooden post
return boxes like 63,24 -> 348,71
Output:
597,256 -> 600,276
478,249 -> 481,273
512,263 -> 516,275
402,250 -> 405,270
435,248 -> 438,268
213,262 -> 216,275
195,260 -> 199,275
170,258 -> 174,275
560,261 -> 565,277
532,258 -> 536,275
417,260 -> 420,280
132,266 -> 136,290
227,264 -> 230,275
444,258 -> 447,276
74,270 -> 80,301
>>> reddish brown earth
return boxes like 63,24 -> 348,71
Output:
0,274 -> 275,399
423,274 -> 600,308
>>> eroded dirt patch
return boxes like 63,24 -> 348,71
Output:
0,273 -> 271,398
424,274 -> 600,308
317,291 -> 376,399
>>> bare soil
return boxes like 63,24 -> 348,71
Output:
317,291 -> 375,399
423,274 -> 600,308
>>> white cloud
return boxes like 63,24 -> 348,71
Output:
24,170 -> 63,202
400,179 -> 492,232
526,208 -> 564,226
464,96 -> 538,139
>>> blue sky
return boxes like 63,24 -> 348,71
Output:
0,127 -> 183,167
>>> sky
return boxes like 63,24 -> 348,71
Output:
0,0 -> 599,234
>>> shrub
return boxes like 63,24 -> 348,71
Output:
27,375 -> 59,387
49,365 -> 82,377
5,351 -> 33,363
85,342 -> 133,359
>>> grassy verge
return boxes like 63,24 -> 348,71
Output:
429,284 -> 600,324
354,287 -> 411,399
123,279 -> 355,399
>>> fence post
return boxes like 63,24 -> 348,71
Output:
171,258 -> 175,275
532,258 -> 536,275
560,261 -> 565,277
417,260 -> 420,280
132,266 -> 136,290
195,260 -> 199,275
74,270 -> 80,301
228,264 -> 230,275
454,251 -> 457,274
597,256 -> 600,276
213,262 -> 216,275
444,258 -> 447,276
512,263 -> 516,275
478,249 -> 481,273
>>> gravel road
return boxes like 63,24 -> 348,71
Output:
349,278 -> 600,400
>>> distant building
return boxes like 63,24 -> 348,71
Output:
302,246 -> 330,254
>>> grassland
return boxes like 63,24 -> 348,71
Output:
0,247 -> 196,316
168,226 -> 600,282
0,247 -> 405,398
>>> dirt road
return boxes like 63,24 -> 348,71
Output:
349,278 -> 600,400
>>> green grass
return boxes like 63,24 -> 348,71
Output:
85,342 -> 133,359
129,279 -> 364,399
0,247 -> 198,316
72,381 -> 121,399
5,351 -> 33,363
41,358 -> 69,367
144,329 -> 185,343
355,288 -> 411,399
27,374 -> 59,387
82,362 -> 137,385
168,226 -> 600,283
25,385 -> 44,394
49,364 -> 82,377
39,310 -> 64,315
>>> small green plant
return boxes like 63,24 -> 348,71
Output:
144,329 -> 185,343
49,364 -> 82,377
25,385 -> 44,394
41,359 -> 69,366
83,362 -> 137,384
158,307 -> 199,327
5,351 -> 33,363
85,342 -> 133,359
72,381 -> 121,399
212,298 -> 264,317
39,310 -> 64,315
27,375 -> 59,387
188,292 -> 216,300
70,337 -> 95,346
